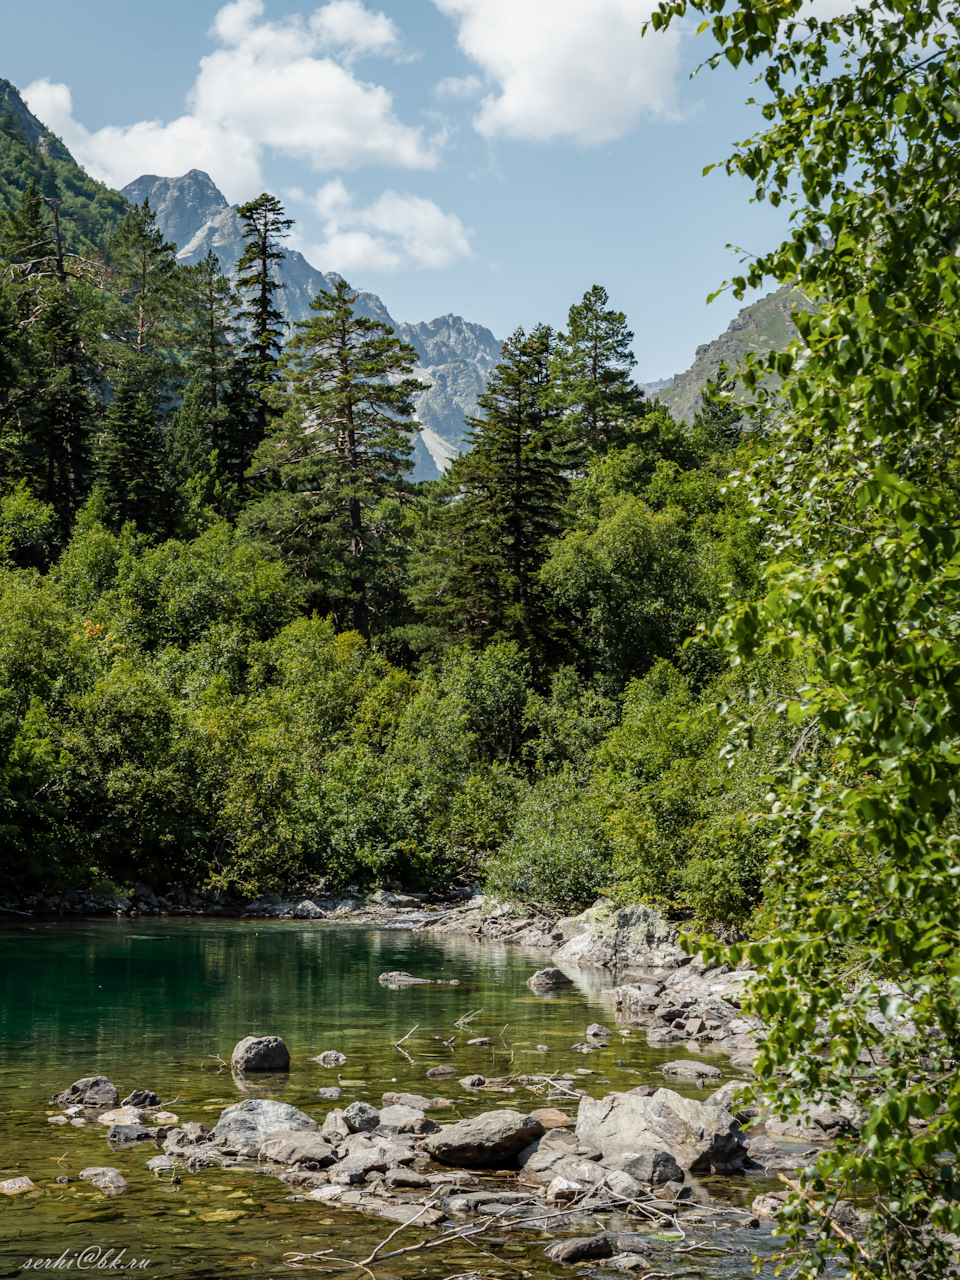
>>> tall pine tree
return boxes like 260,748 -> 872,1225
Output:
236,193 -> 291,447
97,379 -> 166,531
242,278 -> 421,635
106,199 -> 182,395
553,285 -> 646,457
415,324 -> 573,651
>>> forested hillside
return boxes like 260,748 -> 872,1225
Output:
0,79 -> 774,921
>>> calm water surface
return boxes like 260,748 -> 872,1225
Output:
0,919 -> 772,1279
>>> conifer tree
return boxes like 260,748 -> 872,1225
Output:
170,252 -> 252,504
0,184 -> 103,535
106,200 -> 182,394
242,278 -> 420,634
0,180 -> 52,271
236,193 -> 291,443
97,380 -> 166,531
554,285 -> 645,456
416,324 -> 573,650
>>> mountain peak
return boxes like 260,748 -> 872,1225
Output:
0,79 -> 67,159
121,170 -> 229,254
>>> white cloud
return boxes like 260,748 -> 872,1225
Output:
432,0 -> 682,143
23,0 -> 435,201
308,179 -> 473,272
435,74 -> 485,99
308,0 -> 404,58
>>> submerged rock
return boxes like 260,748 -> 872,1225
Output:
314,1050 -> 347,1067
79,1166 -> 128,1195
230,1035 -> 290,1073
422,1110 -> 545,1169
660,1059 -> 723,1082
52,1076 -> 120,1110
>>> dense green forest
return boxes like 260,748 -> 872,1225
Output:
0,96 -> 784,919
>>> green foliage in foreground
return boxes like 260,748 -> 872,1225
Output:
649,0 -> 960,1272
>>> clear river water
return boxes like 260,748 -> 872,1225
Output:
0,918 -> 780,1279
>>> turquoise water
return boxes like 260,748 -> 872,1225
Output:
0,918 -> 765,1279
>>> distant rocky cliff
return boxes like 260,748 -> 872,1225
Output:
651,287 -> 816,423
121,170 -> 501,480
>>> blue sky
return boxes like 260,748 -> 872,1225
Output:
3,0 -> 791,380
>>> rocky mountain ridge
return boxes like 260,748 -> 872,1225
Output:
122,169 -> 500,479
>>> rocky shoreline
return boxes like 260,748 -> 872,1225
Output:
6,1025 -> 830,1272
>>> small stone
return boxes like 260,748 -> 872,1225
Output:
382,1091 -> 432,1109
529,1108 -> 574,1127
545,1234 -> 613,1264
153,1110 -> 179,1125
378,970 -> 431,985
122,1090 -> 160,1107
314,1050 -> 347,1067
0,1177 -> 35,1195
343,1101 -> 380,1133
426,1064 -> 458,1079
317,1087 -> 342,1100
466,1037 -> 491,1046
611,1253 -> 650,1271
459,1074 -> 486,1088
586,1024 -> 613,1039
384,1167 -> 430,1188
146,1156 -> 175,1173
535,1044 -> 549,1051
107,1124 -> 151,1143
545,1175 -> 582,1202
98,1106 -> 145,1125
752,1192 -> 788,1219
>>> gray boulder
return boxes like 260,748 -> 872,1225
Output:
314,1050 -> 347,1067
343,1101 -> 380,1133
53,1076 -> 120,1110
422,1110 -> 545,1169
212,1099 -> 317,1149
552,903 -> 683,971
527,968 -> 573,992
576,1088 -> 746,1174
602,1147 -> 684,1186
146,1155 -> 175,1173
707,1080 -> 756,1122
259,1131 -> 337,1169
230,1035 -> 290,1073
